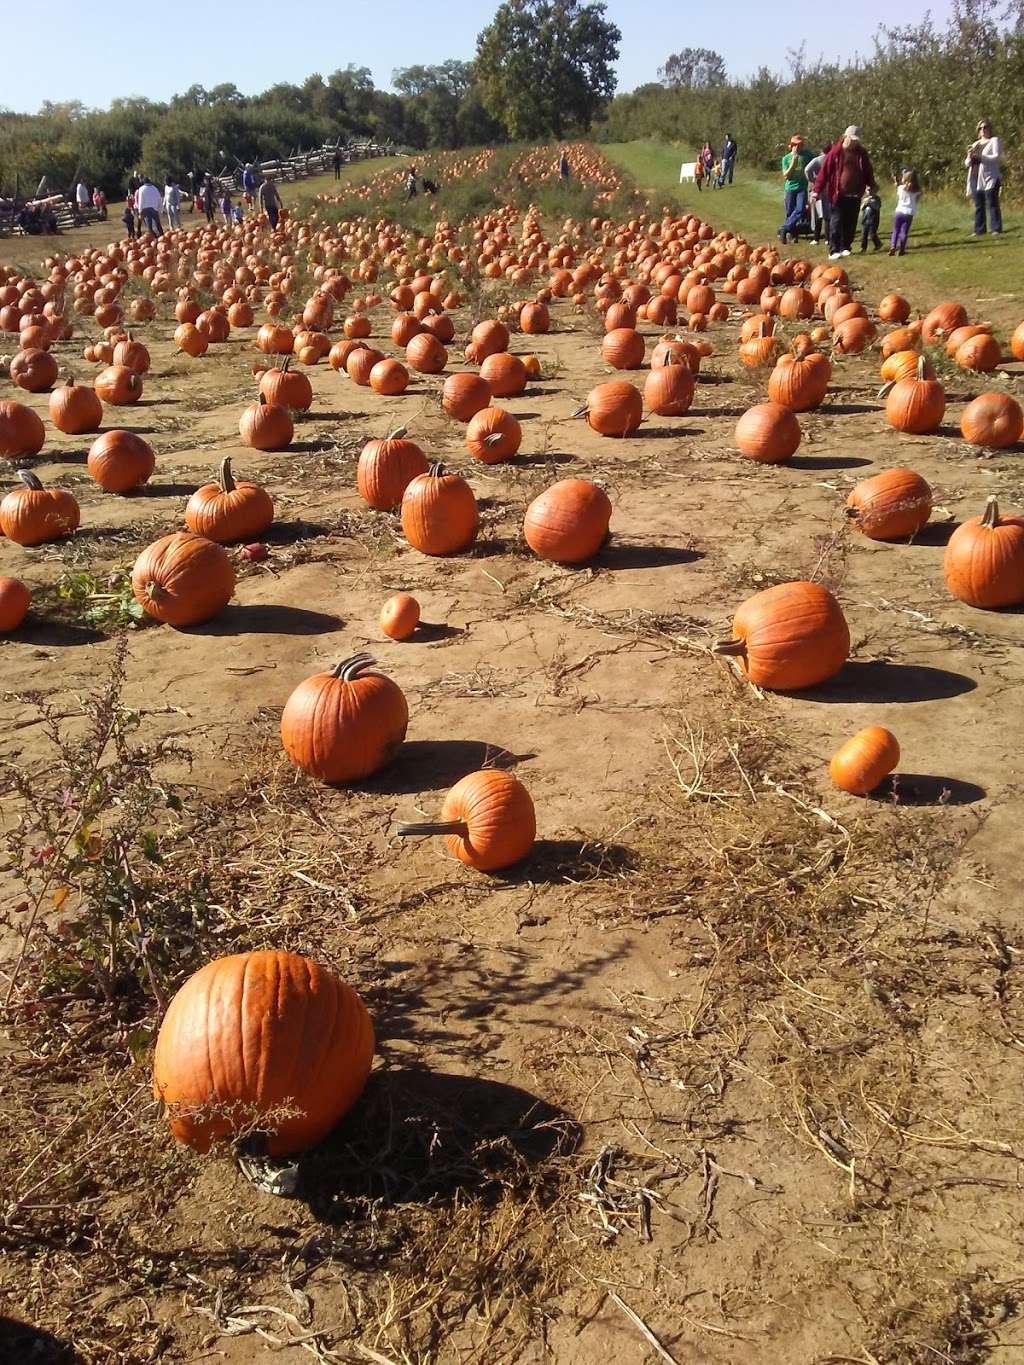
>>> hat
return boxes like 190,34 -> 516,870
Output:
789,135 -> 803,147
844,125 -> 862,140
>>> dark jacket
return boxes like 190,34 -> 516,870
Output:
814,140 -> 876,201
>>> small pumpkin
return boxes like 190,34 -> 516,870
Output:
845,468 -> 932,541
357,429 -> 428,510
131,531 -> 235,626
767,350 -> 831,411
943,497 -> 1024,609
0,399 -> 46,457
465,406 -> 522,463
401,464 -> 479,556
442,373 -> 492,422
380,592 -> 420,640
49,376 -> 103,435
398,769 -> 536,872
239,394 -> 293,451
0,575 -> 31,632
734,402 -> 801,464
185,457 -> 274,543
960,392 -> 1024,449
95,364 -> 143,406
153,950 -> 374,1156
523,479 -> 611,564
578,381 -> 643,437
281,652 -> 408,783
830,727 -> 900,795
884,357 -> 946,434
480,352 -> 528,397
0,471 -> 80,545
714,581 -> 850,691
87,430 -> 156,494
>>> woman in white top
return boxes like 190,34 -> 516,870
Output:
965,117 -> 1002,236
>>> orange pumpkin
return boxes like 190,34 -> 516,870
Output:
643,360 -> 694,416
829,727 -> 900,795
0,575 -> 31,632
943,497 -> 1024,609
767,351 -> 831,411
369,358 -> 410,395
0,471 -> 80,545
10,348 -> 59,393
884,358 -> 946,434
259,357 -> 313,411
185,457 -> 274,543
714,581 -> 850,691
579,381 -> 643,437
239,395 -> 293,451
845,468 -> 932,541
465,407 -> 522,463
480,352 -> 528,397
398,770 -> 536,871
280,652 -> 408,783
960,392 -> 1024,449
380,592 -> 420,640
48,377 -> 104,435
734,403 -> 802,464
131,531 -> 235,626
0,400 -> 45,457
442,373 -> 492,422
87,430 -> 156,494
523,479 -> 611,564
95,364 -> 142,405
601,328 -> 645,370
357,430 -> 428,510
401,464 -> 479,556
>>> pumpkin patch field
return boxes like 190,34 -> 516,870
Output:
3,145 -> 1024,1363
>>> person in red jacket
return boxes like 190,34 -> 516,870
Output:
814,126 -> 877,259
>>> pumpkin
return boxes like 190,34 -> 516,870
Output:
257,322 -> 294,354
880,349 -> 931,384
480,352 -> 528,397
0,471 -> 80,545
832,317 -> 876,354
714,581 -> 850,691
921,301 -> 968,345
369,358 -> 410,395
239,394 -> 293,451
11,348 -> 59,392
945,324 -> 991,357
734,402 -> 801,464
601,328 -> 646,370
465,406 -> 522,463
346,345 -> 385,386
845,468 -> 932,541
943,497 -> 1024,609
131,531 -> 235,626
405,332 -> 447,374
357,429 -> 428,510
884,358 -> 946,434
185,457 -> 274,543
738,318 -> 782,368
392,313 -> 422,346
112,334 -> 151,374
767,351 -> 831,411
48,377 -> 104,435
175,322 -> 209,357
95,364 -> 142,406
380,592 -> 420,640
398,769 -> 536,872
87,430 -> 155,494
880,324 -> 921,358
259,357 -> 313,411
442,373 -> 492,422
520,302 -> 550,334
280,652 -> 408,783
877,293 -> 911,324
960,392 -> 1024,449
471,319 -> 510,360
829,727 -> 900,795
955,333 -> 1002,372
0,399 -> 46,457
578,381 -> 643,437
523,479 -> 611,564
401,464 -> 479,556
1011,321 -> 1024,362
329,338 -> 363,370
153,950 -> 374,1156
644,359 -> 694,416
651,337 -> 700,372
0,575 -> 31,632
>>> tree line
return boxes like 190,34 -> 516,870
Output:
597,0 -> 1024,192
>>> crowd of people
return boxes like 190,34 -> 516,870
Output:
774,119 -> 1003,258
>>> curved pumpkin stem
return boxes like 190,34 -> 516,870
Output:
712,638 -> 747,657
280,356 -> 291,373
397,819 -> 470,838
982,496 -> 1000,528
329,653 -> 378,681
427,462 -> 448,478
483,433 -> 505,447
18,470 -> 44,491
387,426 -> 408,441
572,402 -> 589,419
219,456 -> 236,493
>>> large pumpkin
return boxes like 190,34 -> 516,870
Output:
465,406 -> 522,463
0,471 -> 80,545
240,394 -> 294,451
357,429 -> 428,510
714,581 -> 850,691
643,359 -> 694,416
186,457 -> 274,542
131,531 -> 235,626
398,769 -> 536,871
281,652 -> 408,783
0,399 -> 46,458
480,352 -> 528,397
49,377 -> 104,435
0,575 -> 31,632
845,468 -> 932,541
943,497 -> 1024,609
153,950 -> 374,1156
767,351 -> 831,411
87,430 -> 156,493
442,373 -> 492,422
960,393 -> 1023,449
734,402 -> 801,463
259,357 -> 313,411
578,382 -> 643,437
401,464 -> 479,555
523,479 -> 612,563
601,328 -> 645,370
884,358 -> 946,434
11,348 -> 59,393
95,364 -> 143,406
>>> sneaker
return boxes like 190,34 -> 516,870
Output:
840,249 -> 851,257
860,245 -> 867,253
888,247 -> 897,256
898,248 -> 906,256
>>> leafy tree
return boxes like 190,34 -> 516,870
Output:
475,0 -> 620,138
658,48 -> 727,89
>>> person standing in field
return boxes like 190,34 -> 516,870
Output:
258,175 -> 282,230
814,126 -> 877,259
966,117 -> 1002,236
136,177 -> 163,236
778,135 -> 812,243
92,186 -> 107,220
859,189 -> 882,251
890,168 -> 921,255
121,199 -> 136,240
332,148 -> 342,180
163,177 -> 182,230
75,180 -> 91,215
202,174 -> 216,224
559,149 -> 570,182
804,143 -> 830,244
721,133 -> 737,184
700,141 -> 715,179
406,165 -> 419,199
241,162 -> 257,213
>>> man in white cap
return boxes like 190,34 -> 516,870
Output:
813,126 -> 877,259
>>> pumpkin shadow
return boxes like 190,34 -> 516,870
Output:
263,520 -> 334,545
0,1317 -> 72,1364
296,1069 -> 580,1219
871,773 -> 986,806
183,604 -> 344,637
494,837 -> 642,886
509,410 -> 543,420
508,451 -> 576,466
355,740 -> 535,796
795,660 -> 977,704
410,621 -> 464,642
906,520 -> 956,546
595,540 -> 703,570
132,482 -> 197,498
787,455 -> 873,470
11,618 -> 106,647
639,424 -> 708,439
287,439 -> 338,455
819,402 -> 879,416
689,405 -> 748,419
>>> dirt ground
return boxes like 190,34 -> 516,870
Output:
2,195 -> 1024,1365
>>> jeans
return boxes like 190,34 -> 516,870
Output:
780,187 -> 806,237
723,156 -> 734,184
891,212 -> 913,251
165,206 -> 180,230
830,194 -> 861,253
266,204 -> 279,230
140,207 -> 162,235
973,183 -> 1002,234
860,217 -> 881,250
811,193 -> 829,241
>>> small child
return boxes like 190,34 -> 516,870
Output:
694,161 -> 704,193
711,159 -> 724,188
890,169 -> 921,256
121,202 -> 136,240
219,189 -> 233,223
232,203 -> 244,224
860,191 -> 882,252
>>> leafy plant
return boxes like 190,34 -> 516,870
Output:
55,566 -> 150,630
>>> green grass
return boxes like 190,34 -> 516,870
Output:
604,139 -> 1024,330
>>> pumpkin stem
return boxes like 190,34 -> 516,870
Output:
387,426 -> 408,441
281,356 -> 291,373
877,381 -> 895,399
483,433 -> 504,447
329,652 -> 378,681
428,462 -> 448,477
712,638 -> 747,658
145,580 -> 168,601
18,470 -> 44,491
981,496 -> 1000,528
397,820 -> 470,838
219,457 -> 236,493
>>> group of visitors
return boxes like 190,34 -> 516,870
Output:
74,181 -> 108,219
693,135 -> 738,190
405,166 -> 440,199
777,119 -> 1003,258
116,165 -> 284,239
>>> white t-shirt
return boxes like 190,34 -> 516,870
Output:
136,183 -> 162,213
895,185 -> 920,215
75,182 -> 90,206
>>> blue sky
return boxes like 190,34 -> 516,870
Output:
7,0 -> 953,114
